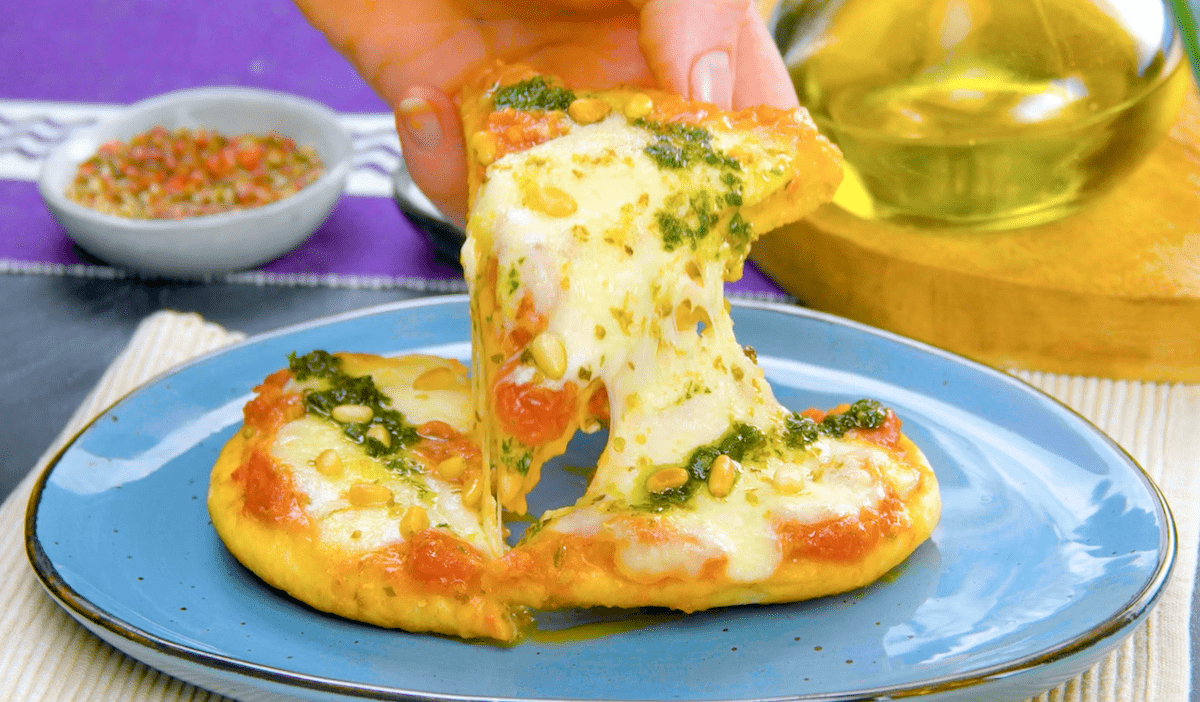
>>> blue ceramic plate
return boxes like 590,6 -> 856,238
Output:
26,297 -> 1174,702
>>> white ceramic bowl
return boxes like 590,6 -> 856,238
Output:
38,87 -> 354,277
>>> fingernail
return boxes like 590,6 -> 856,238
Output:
397,96 -> 442,150
690,50 -> 733,108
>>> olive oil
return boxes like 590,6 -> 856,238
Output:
524,608 -> 687,644
775,0 -> 1187,228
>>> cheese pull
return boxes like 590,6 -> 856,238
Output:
461,64 -> 940,612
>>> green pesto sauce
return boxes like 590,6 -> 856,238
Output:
287,350 -> 420,464
634,120 -> 751,253
657,191 -> 718,252
403,472 -> 435,500
493,76 -> 575,112
784,399 -> 888,450
288,349 -> 340,381
634,119 -> 739,171
682,380 -> 712,401
720,172 -> 744,206
500,437 -> 533,475
506,265 -> 521,295
385,456 -> 420,476
641,422 -> 765,511
727,212 -> 752,250
518,515 -> 548,543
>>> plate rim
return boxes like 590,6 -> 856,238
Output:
24,295 -> 1179,702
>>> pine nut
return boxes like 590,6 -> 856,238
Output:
646,467 -> 689,493
436,455 -> 467,480
708,454 -> 738,498
568,98 -> 611,125
399,506 -> 429,538
529,331 -> 567,379
347,482 -> 392,507
625,93 -> 653,119
499,470 -> 522,505
331,404 -> 373,423
366,424 -> 391,448
527,184 -> 578,217
314,449 -> 342,477
412,366 -> 460,391
772,465 -> 805,494
462,475 -> 483,507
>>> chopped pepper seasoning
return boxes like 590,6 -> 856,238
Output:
66,127 -> 325,219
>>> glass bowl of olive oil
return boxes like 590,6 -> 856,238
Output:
772,0 -> 1189,229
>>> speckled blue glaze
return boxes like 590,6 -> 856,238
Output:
27,297 -> 1174,702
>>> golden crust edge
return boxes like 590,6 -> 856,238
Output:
489,436 -> 941,613
206,430 -> 520,642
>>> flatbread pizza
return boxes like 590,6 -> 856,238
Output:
207,63 -> 940,642
208,351 -> 520,641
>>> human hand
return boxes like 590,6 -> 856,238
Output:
294,0 -> 799,225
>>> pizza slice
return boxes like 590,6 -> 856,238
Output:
459,62 -> 846,516
207,351 -> 521,641
459,64 -> 940,611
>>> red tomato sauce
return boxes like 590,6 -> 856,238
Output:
493,378 -> 578,446
800,405 -> 904,452
777,494 -> 910,563
499,527 -> 728,590
502,294 -> 547,357
486,109 -> 570,161
230,449 -> 311,529
241,369 -> 305,434
853,411 -> 903,451
403,530 -> 487,596
414,420 -> 481,466
586,384 -> 610,427
646,96 -> 832,158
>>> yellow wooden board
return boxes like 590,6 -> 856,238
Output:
751,87 -> 1200,381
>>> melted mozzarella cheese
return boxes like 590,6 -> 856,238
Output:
345,355 -> 473,431
609,518 -> 723,582
272,417 -> 489,554
471,108 -> 905,584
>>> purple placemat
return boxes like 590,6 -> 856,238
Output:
2,0 -> 386,111
0,180 -> 464,286
0,0 -> 789,299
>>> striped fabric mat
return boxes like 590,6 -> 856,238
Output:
0,100 -> 792,302
0,311 -> 1195,701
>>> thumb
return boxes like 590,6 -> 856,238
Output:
394,86 -> 469,228
634,0 -> 798,110
636,0 -> 745,108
